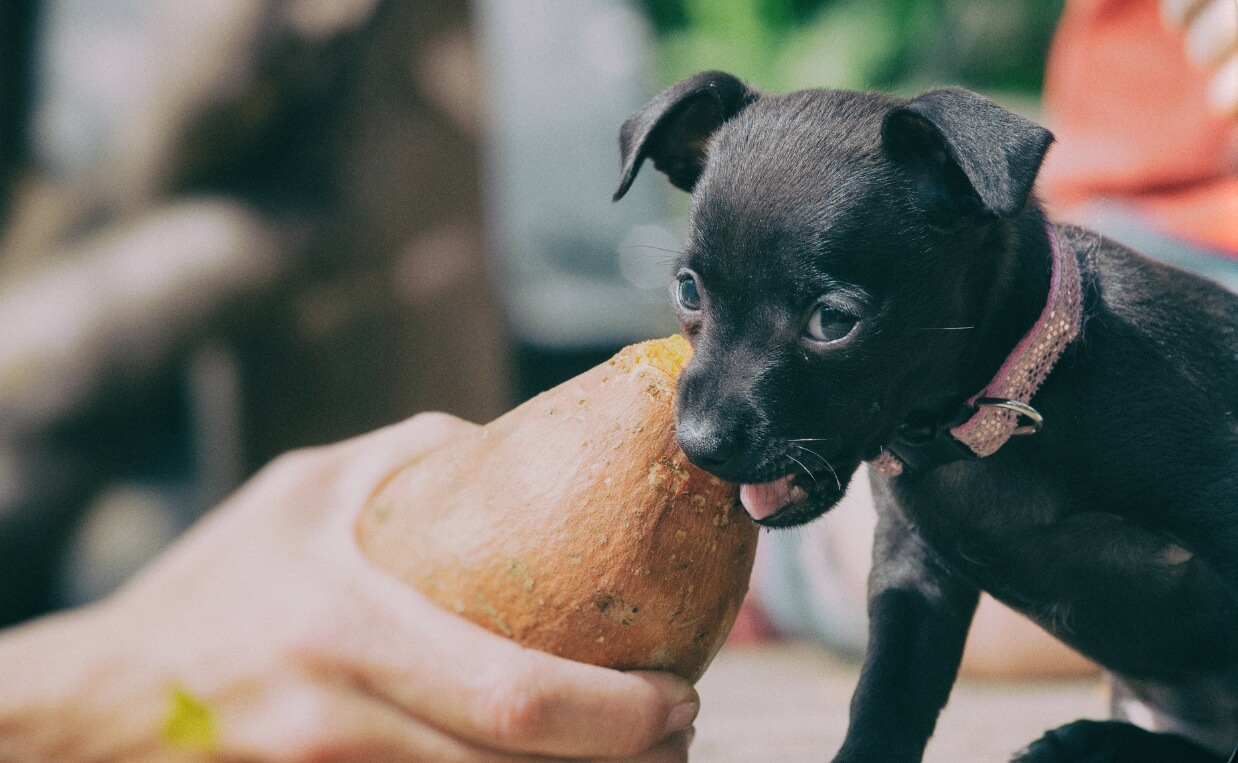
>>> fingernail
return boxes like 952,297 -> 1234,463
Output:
629,671 -> 699,735
664,699 -> 699,735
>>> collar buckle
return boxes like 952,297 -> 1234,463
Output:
974,397 -> 1043,436
885,398 -> 1045,473
885,406 -> 978,473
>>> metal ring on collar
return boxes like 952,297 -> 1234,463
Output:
975,397 -> 1044,436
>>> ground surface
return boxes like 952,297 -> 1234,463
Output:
692,642 -> 1106,762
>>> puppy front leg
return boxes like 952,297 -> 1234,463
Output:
833,491 -> 979,763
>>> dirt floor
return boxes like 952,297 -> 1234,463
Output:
692,642 -> 1106,762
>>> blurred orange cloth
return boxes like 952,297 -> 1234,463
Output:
1040,0 -> 1238,255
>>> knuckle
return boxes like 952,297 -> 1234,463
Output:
280,603 -> 350,675
405,411 -> 473,442
287,443 -> 339,470
262,693 -> 349,762
407,411 -> 457,428
256,447 -> 329,489
466,657 -> 668,758
278,634 -> 325,677
249,445 -> 343,516
469,661 -> 554,748
265,447 -> 314,475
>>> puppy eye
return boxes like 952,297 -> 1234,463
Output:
806,304 -> 858,343
676,273 -> 702,312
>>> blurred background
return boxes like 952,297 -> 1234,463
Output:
0,0 -> 1063,626
0,0 -> 1232,631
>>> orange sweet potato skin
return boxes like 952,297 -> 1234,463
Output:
357,338 -> 756,682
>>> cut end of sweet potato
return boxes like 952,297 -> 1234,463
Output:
612,334 -> 693,379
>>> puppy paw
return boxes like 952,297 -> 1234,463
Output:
1010,720 -> 1225,763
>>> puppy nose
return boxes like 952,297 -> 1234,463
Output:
677,418 -> 742,472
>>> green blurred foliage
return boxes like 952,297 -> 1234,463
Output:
641,0 -> 1065,97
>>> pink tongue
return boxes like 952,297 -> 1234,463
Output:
739,476 -> 796,520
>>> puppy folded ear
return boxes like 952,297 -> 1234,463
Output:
881,87 -> 1053,221
613,70 -> 758,201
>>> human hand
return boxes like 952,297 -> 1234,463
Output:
0,413 -> 697,762
1162,0 -> 1238,114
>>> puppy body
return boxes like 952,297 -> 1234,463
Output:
616,73 -> 1238,761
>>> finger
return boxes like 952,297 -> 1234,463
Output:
315,580 -> 697,759
209,412 -> 479,525
224,681 -> 568,763
306,409 -> 699,758
1209,52 -> 1238,114
360,634 -> 697,758
350,411 -> 479,455
1162,0 -> 1212,28
294,527 -> 699,761
1183,0 -> 1238,66
608,727 -> 695,763
235,412 -> 478,543
333,411 -> 480,477
314,411 -> 482,515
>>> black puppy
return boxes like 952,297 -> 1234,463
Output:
614,71 -> 1238,762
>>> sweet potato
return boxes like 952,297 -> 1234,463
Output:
357,335 -> 757,682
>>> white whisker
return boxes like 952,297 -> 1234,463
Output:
792,443 -> 841,492
786,452 -> 817,485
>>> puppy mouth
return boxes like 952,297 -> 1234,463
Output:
739,477 -> 803,521
738,462 -> 844,528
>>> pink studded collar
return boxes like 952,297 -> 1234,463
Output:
869,226 -> 1083,477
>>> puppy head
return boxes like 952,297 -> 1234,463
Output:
615,71 -> 1053,527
